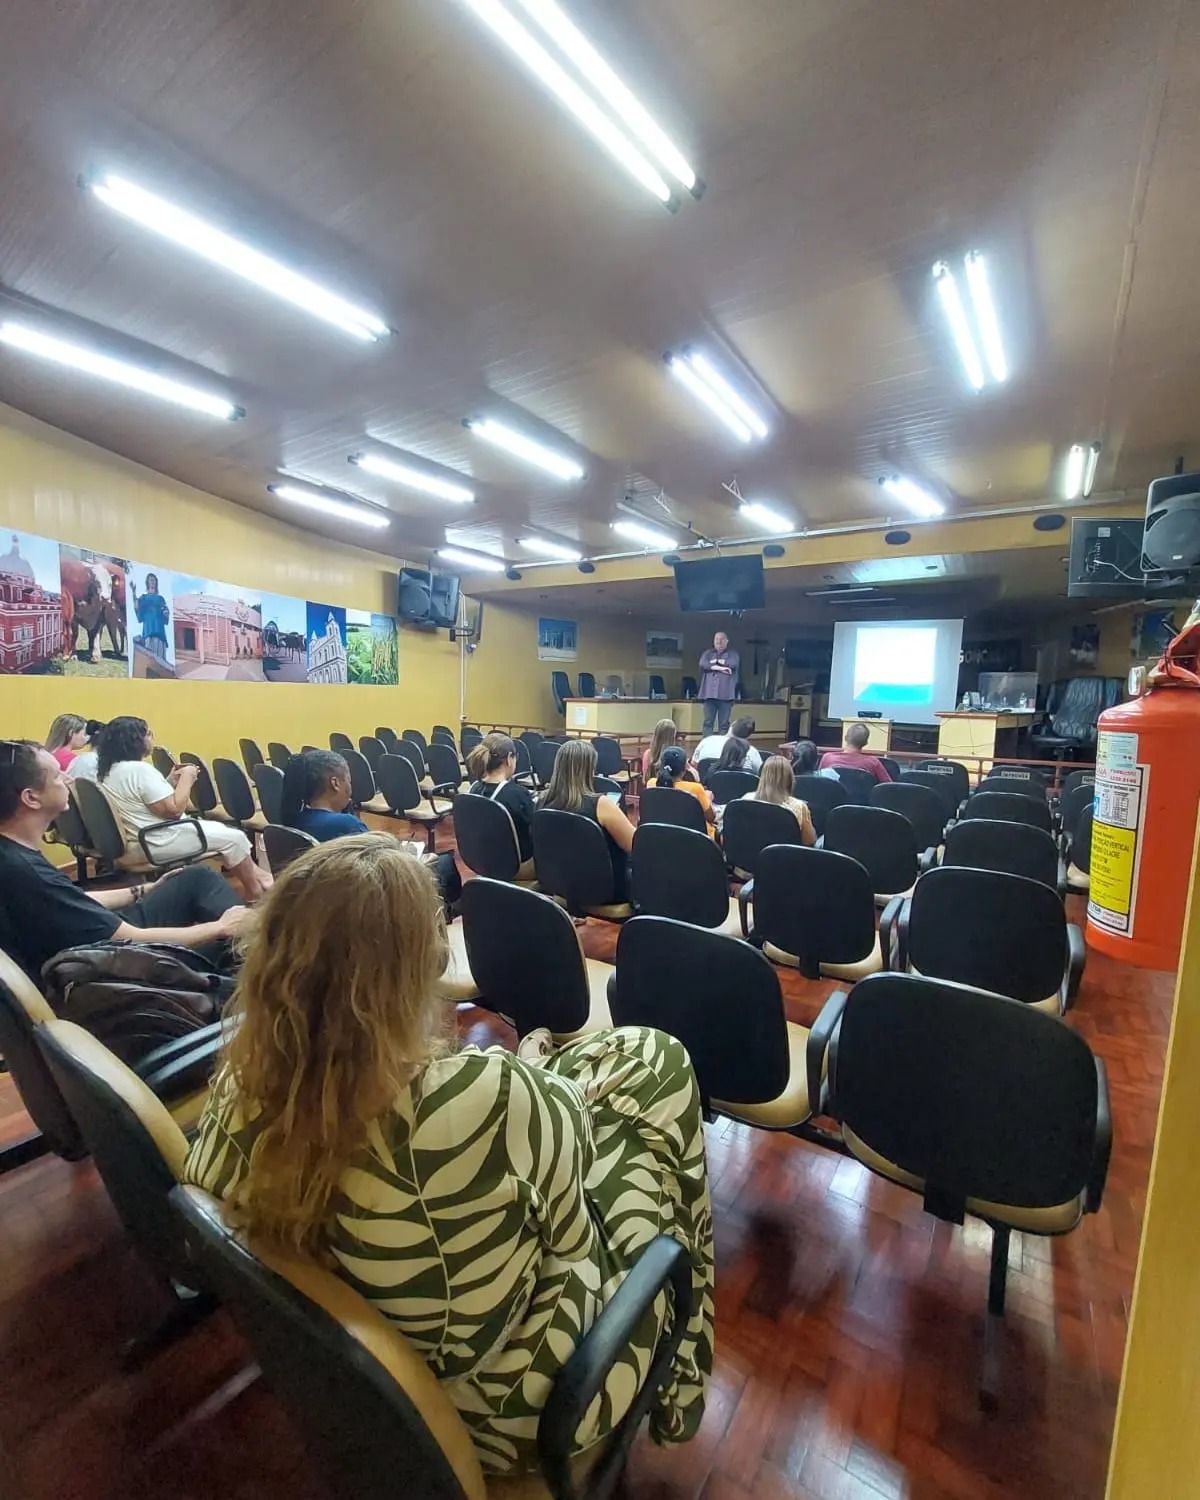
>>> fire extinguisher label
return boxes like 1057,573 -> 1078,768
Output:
1089,731 -> 1150,936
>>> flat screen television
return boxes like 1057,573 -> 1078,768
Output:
398,568 -> 461,628
1067,519 -> 1146,599
674,554 -> 765,613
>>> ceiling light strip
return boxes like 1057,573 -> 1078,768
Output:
351,452 -> 474,503
879,475 -> 945,519
463,416 -> 584,480
612,519 -> 677,550
520,536 -> 582,560
269,483 -> 391,529
438,545 -> 508,573
665,352 -> 753,442
932,261 -> 984,392
963,251 -> 1008,384
685,351 -> 768,438
738,501 -> 791,533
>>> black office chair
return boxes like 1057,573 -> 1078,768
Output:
648,674 -> 667,699
984,765 -> 1049,801
695,757 -> 718,787
402,729 -> 429,756
179,753 -> 232,823
252,763 -> 285,826
459,726 -> 483,757
425,743 -> 464,797
942,819 -> 1066,896
263,823 -> 318,875
171,1183 -> 691,1500
870,780 -> 945,857
707,769 -> 759,805
577,671 -> 596,698
239,738 -> 265,776
639,786 -> 709,836
329,732 -> 354,753
881,864 -> 1085,1013
1060,768 -> 1096,801
50,790 -> 103,884
151,746 -> 176,779
518,729 -> 545,757
342,749 -> 393,815
744,845 -> 882,980
533,740 -> 561,789
878,756 -> 902,781
432,725 -> 456,745
375,727 -> 400,753
0,948 -> 87,1169
212,758 -> 269,835
459,878 -> 612,1038
1059,784 -> 1095,848
791,774 -> 847,838
392,738 -> 430,786
910,758 -> 970,809
822,971 -> 1111,1408
375,755 -> 451,849
901,766 -> 965,822
359,735 -> 387,772
824,804 -> 921,904
962,789 -> 1053,834
831,764 -> 877,805
1031,676 -> 1122,760
630,825 -> 740,935
1066,805 -> 1093,893
73,777 -> 211,874
452,793 -> 530,883
681,676 -> 698,700
551,670 -> 572,715
267,740 -> 293,771
530,809 -> 632,920
720,798 -> 804,880
590,736 -> 629,785
594,776 -> 625,801
512,738 -> 537,788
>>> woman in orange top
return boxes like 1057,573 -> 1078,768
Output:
645,746 -> 717,837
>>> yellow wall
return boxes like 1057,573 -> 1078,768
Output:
0,405 -> 462,764
1106,822 -> 1200,1498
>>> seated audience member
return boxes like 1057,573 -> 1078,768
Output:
742,755 -> 817,845
642,717 -> 682,780
66,720 -> 106,782
97,716 -> 271,902
646,745 -> 716,835
0,740 -> 248,984
539,738 -> 635,903
465,733 -> 535,875
280,750 -> 367,842
712,736 -> 751,777
818,723 -> 893,784
788,739 -> 841,780
184,836 -> 713,1476
45,714 -> 87,771
693,715 -> 763,774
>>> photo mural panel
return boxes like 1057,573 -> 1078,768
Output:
128,563 -> 177,678
260,593 -> 308,683
171,574 -> 265,683
0,529 -> 63,675
347,609 -> 399,686
306,601 -> 348,685
58,545 -> 129,678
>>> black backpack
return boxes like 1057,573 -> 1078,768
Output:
41,942 -> 235,1071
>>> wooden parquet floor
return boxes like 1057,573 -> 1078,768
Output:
0,835 -> 1174,1500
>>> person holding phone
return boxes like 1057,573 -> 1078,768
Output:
698,630 -> 739,735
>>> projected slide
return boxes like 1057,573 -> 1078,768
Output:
853,626 -> 938,707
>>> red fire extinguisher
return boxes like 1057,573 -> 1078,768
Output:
1086,603 -> 1200,970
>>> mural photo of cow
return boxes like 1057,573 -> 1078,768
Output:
58,547 -> 129,675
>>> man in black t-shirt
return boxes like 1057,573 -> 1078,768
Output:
0,740 -> 249,986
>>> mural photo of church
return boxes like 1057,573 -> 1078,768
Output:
306,601 -> 348,685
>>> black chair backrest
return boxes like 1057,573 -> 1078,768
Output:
239,738 -> 265,776
267,741 -> 293,770
594,776 -> 623,798
392,739 -> 427,779
648,674 -> 666,697
611,917 -> 789,1108
906,866 -> 1067,1003
790,774 -> 847,838
375,727 -> 400,753
707,769 -> 759,805
253,763 -> 285,826
1050,677 -> 1119,745
942,819 -> 1061,891
720,798 -> 803,875
72,778 -> 128,862
1061,768 -> 1096,801
425,743 -> 462,791
695,757 -> 718,786
551,670 -> 571,714
752,845 -> 877,974
402,730 -> 428,755
631,824 -> 730,929
640,785 -> 708,836
1060,783 -> 1095,843
824,804 -> 918,896
53,790 -> 95,854
170,1187 -> 472,1500
533,740 -> 561,788
828,973 -> 1102,1213
359,736 -> 387,771
512,739 -> 534,780
832,764 -> 877,805
518,730 -> 544,756
432,725 -> 455,742
151,746 -> 175,778
459,879 -> 591,1035
900,768 -> 961,821
681,675 -> 698,699
213,758 -> 256,824
342,749 -> 377,807
963,789 -> 1053,833
879,756 -> 902,781
431,729 -> 457,751
592,736 -> 624,777
329,733 -> 354,753
1072,806 -> 1094,875
908,758 -> 969,809
459,726 -> 482,756
577,671 -> 596,698
530,809 -> 617,910
870,780 -> 945,852
984,766 -> 1048,801
263,823 -> 318,874
375,755 -> 421,815
0,952 -> 83,1159
179,753 -> 221,817
452,793 -> 521,881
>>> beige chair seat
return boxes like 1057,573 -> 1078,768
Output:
843,1126 -> 1085,1235
115,849 -> 224,874
874,882 -> 915,908
908,962 -> 1062,1017
711,1020 -> 811,1129
169,1086 -> 213,1133
402,805 -> 444,824
551,960 -> 614,1042
437,922 -> 481,1002
583,901 -> 634,920
762,932 -> 882,982
1067,863 -> 1090,892
360,794 -> 393,816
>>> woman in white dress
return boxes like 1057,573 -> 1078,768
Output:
97,716 -> 271,901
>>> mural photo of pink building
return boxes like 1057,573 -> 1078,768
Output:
172,577 -> 264,681
0,531 -> 63,675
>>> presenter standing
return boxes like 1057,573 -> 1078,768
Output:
698,630 -> 739,735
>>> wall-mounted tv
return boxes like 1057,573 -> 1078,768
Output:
398,567 -> 461,628
673,553 -> 765,613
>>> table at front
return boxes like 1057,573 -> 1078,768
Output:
564,698 -> 789,741
934,711 -> 1037,771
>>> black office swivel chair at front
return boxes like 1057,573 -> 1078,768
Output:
1031,676 -> 1123,760
577,671 -> 596,698
681,675 -> 698,700
551,670 -> 572,715
648,674 -> 667,699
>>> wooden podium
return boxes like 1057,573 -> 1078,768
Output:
935,711 -> 1037,770
842,717 -> 892,752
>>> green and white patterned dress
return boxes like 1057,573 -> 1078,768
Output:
184,1026 -> 715,1475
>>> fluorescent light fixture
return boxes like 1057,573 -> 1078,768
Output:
1083,442 -> 1101,498
964,251 -> 1008,384
685,351 -> 768,438
270,483 -> 390,529
1063,443 -> 1086,500
520,536 -> 583,561
511,0 -> 697,194
932,261 -> 984,392
0,320 -> 242,419
459,0 -> 675,205
665,352 -> 753,443
351,452 -> 474,504
438,545 -> 507,573
738,501 -> 792,533
463,416 -> 584,480
805,585 -> 876,598
89,173 -> 389,341
613,519 -> 678,550
879,475 -> 945,519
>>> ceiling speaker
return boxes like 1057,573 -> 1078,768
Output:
577,560 -> 596,574
504,567 -> 522,581
762,543 -> 786,558
1034,513 -> 1066,531
661,552 -> 681,567
884,529 -> 911,546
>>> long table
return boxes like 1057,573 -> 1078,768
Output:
935,711 -> 1037,770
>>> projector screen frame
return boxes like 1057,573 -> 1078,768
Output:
827,618 -> 965,727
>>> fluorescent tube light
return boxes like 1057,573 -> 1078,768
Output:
438,545 -> 507,573
685,351 -> 768,438
511,0 -> 698,194
665,352 -> 753,443
879,475 -> 945,519
270,483 -> 390,529
89,173 -> 389,341
738,501 -> 792,533
350,452 -> 474,503
520,536 -> 583,561
459,0 -> 675,205
1063,444 -> 1086,500
0,320 -> 242,419
964,251 -> 1008,384
464,416 -> 584,480
805,585 -> 876,598
932,261 -> 984,392
1082,442 -> 1101,498
613,519 -> 677,550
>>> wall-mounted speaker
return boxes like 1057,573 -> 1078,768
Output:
1144,471 -> 1200,571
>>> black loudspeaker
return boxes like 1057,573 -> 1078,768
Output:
1143,471 -> 1200,571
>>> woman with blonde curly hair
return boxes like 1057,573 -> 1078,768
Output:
185,833 -> 714,1477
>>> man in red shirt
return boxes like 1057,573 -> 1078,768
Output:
818,723 -> 893,783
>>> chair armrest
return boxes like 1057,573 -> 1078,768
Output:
429,780 -> 459,798
134,1021 -> 224,1078
424,792 -> 454,816
918,847 -> 936,874
1064,923 -> 1086,1007
137,817 -> 208,866
737,878 -> 754,938
879,896 -> 907,970
1056,855 -> 1069,900
137,1027 -> 225,1099
537,1235 -> 692,1500
943,817 -> 957,840
1085,1057 -> 1113,1214
806,989 -> 848,1117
